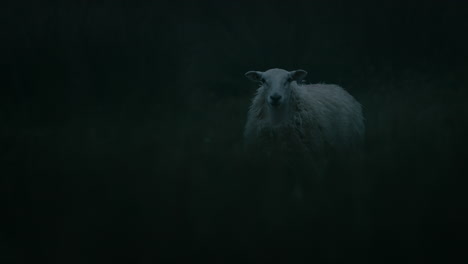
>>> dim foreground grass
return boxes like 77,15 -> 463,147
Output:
3,72 -> 468,263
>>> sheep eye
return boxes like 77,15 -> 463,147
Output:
287,77 -> 293,82
261,78 -> 266,83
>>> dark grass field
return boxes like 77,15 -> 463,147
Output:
3,1 -> 468,263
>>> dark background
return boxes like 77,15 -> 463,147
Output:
3,1 -> 468,263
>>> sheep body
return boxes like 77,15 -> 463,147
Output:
245,81 -> 364,159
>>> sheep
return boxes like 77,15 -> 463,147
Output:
243,68 -> 365,201
242,68 -> 366,258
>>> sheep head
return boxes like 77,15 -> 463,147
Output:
245,68 -> 307,124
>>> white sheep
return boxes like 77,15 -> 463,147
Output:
243,68 -> 365,200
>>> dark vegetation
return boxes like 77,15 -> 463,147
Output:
3,1 -> 468,263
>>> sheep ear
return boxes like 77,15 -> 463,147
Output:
245,71 -> 263,82
289,70 -> 307,81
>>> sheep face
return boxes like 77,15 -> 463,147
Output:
245,68 -> 307,124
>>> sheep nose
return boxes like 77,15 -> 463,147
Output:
270,94 -> 282,102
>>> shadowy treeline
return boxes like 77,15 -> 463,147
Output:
2,1 -> 468,263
